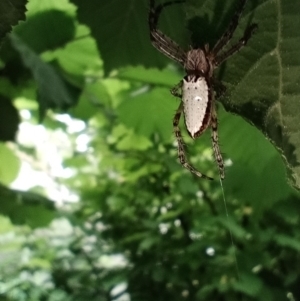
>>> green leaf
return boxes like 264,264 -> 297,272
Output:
227,2 -> 299,189
0,0 -> 27,45
217,216 -> 247,239
0,143 -> 20,184
14,10 -> 76,53
118,65 -> 181,87
25,0 -> 77,16
219,108 -> 295,215
70,81 -> 111,121
117,87 -> 177,142
275,234 -> 300,251
139,236 -> 159,251
71,0 -> 189,74
157,209 -> 182,222
0,183 -> 56,227
10,34 -> 80,120
53,29 -> 102,84
115,129 -> 153,151
233,273 -> 263,297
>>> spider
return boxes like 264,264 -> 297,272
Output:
149,0 -> 257,180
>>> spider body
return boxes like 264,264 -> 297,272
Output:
182,76 -> 211,138
149,0 -> 257,180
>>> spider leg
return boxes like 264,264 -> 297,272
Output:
210,106 -> 225,179
149,0 -> 186,65
212,0 -> 249,55
215,23 -> 257,66
170,81 -> 182,98
173,102 -> 213,180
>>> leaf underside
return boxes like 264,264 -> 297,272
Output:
217,0 -> 300,189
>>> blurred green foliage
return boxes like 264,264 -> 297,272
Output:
0,0 -> 300,301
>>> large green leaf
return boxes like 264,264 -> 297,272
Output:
70,0 -> 189,74
219,1 -> 300,189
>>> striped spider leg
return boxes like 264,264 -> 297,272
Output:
149,0 -> 257,179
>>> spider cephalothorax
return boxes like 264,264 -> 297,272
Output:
149,0 -> 257,180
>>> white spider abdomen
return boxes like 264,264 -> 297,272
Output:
182,76 -> 211,139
